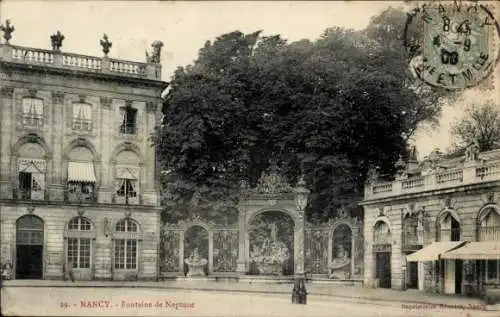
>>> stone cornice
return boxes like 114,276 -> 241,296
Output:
360,180 -> 500,207
1,60 -> 168,89
0,199 -> 163,211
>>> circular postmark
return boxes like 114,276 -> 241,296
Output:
404,1 -> 500,90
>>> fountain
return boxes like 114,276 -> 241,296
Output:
184,248 -> 207,277
328,245 -> 351,279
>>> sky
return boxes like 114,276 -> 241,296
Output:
1,0 -> 499,159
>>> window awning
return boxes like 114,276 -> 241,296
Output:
68,162 -> 96,182
441,241 -> 500,260
406,241 -> 466,262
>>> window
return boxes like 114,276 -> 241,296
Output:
479,208 -> 500,241
18,162 -> 45,201
72,103 -> 92,131
119,106 -> 137,134
66,217 -> 92,269
22,98 -> 43,127
114,219 -> 138,269
484,260 -> 500,283
67,159 -> 97,203
116,179 -> 137,200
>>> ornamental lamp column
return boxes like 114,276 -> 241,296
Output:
292,175 -> 309,305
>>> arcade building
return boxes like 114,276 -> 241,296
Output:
362,147 -> 500,295
0,24 -> 167,280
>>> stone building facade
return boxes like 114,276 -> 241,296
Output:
361,148 -> 500,295
0,28 -> 167,280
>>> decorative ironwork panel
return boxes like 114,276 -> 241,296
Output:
213,230 -> 239,272
160,229 -> 180,273
305,228 -> 329,274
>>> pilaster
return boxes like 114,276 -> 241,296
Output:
236,205 -> 247,273
0,86 -> 14,199
294,211 -> 305,274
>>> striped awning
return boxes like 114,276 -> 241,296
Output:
406,241 -> 466,262
441,242 -> 500,260
68,162 -> 96,182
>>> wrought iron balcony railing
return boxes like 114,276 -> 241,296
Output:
119,124 -> 137,135
438,228 -> 461,242
72,118 -> 92,131
23,114 -> 43,127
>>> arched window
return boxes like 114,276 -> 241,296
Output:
373,220 -> 391,245
72,103 -> 92,131
22,98 -> 44,127
18,142 -> 47,201
478,206 -> 500,283
67,146 -> 96,203
438,210 -> 460,242
66,217 -> 94,269
478,207 -> 500,241
114,219 -> 139,270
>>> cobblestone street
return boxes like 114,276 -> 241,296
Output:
1,285 -> 497,317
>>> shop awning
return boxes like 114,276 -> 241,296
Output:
406,241 -> 466,262
68,162 -> 96,182
441,241 -> 500,260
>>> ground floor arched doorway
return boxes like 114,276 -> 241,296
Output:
16,215 -> 44,279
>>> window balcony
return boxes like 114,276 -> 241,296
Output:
66,182 -> 97,203
14,188 -> 45,201
402,231 -> 423,250
72,118 -> 92,131
115,195 -> 140,205
67,190 -> 97,203
119,124 -> 137,135
23,114 -> 43,127
438,228 -> 461,242
478,226 -> 500,241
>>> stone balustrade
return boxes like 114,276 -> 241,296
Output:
1,43 -> 161,80
365,160 -> 500,199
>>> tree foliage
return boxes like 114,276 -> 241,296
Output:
450,100 -> 500,153
155,7 -> 452,224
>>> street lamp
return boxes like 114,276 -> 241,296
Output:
292,175 -> 309,305
293,176 -> 309,212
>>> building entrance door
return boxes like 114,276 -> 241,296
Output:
407,261 -> 418,289
15,215 -> 44,279
376,251 -> 391,288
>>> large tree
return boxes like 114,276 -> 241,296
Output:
155,7 -> 452,224
450,100 -> 500,153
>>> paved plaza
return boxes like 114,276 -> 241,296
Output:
1,284 -> 497,317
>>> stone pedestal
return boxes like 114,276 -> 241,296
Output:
185,259 -> 207,277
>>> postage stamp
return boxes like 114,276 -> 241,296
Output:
405,1 -> 500,90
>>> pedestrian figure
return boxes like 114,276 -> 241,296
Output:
67,261 -> 75,282
292,274 -> 307,304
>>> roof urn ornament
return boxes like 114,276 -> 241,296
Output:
0,19 -> 15,44
146,40 -> 164,64
50,31 -> 65,52
100,33 -> 112,56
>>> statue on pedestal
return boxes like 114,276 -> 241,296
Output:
50,31 -> 64,52
184,248 -> 207,277
146,41 -> 164,64
0,20 -> 15,44
1,262 -> 12,280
